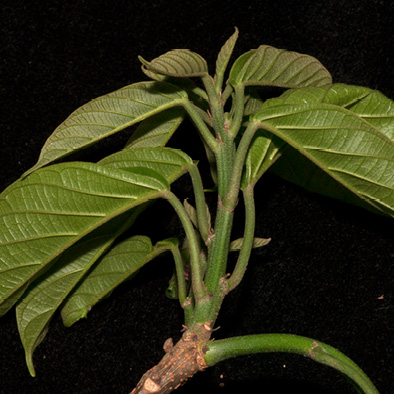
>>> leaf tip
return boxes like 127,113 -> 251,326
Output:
137,55 -> 150,67
26,352 -> 37,377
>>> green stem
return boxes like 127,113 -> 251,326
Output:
229,84 -> 245,138
205,334 -> 379,394
162,191 -> 207,300
187,163 -> 210,243
226,184 -> 255,292
168,243 -> 193,324
223,121 -> 262,209
181,99 -> 219,153
203,201 -> 234,294
203,122 -> 262,295
221,83 -> 233,105
202,75 -> 234,198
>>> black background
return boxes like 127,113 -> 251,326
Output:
0,1 -> 393,393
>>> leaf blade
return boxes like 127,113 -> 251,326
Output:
263,83 -> 394,140
140,50 -> 208,78
124,109 -> 185,148
0,162 -> 168,313
60,235 -> 161,327
229,45 -> 332,88
252,103 -> 394,216
99,147 -> 193,184
25,81 -> 187,175
215,28 -> 239,88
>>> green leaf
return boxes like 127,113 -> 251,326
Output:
264,83 -> 394,140
60,235 -> 164,327
139,50 -> 209,78
183,199 -> 198,229
262,84 -> 394,210
124,109 -> 185,148
24,81 -> 187,176
0,282 -> 30,318
215,28 -> 239,88
154,238 -> 181,300
252,103 -> 394,216
241,129 -> 283,188
98,147 -> 193,184
230,237 -> 271,251
0,162 -> 168,314
16,211 -> 140,377
229,45 -> 332,88
165,273 -> 179,300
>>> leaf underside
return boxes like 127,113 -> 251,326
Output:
229,45 -> 332,88
252,102 -> 394,216
140,49 -> 209,78
0,162 -> 168,315
124,108 -> 185,149
60,235 -> 156,328
16,213 -> 142,376
252,84 -> 394,213
6,145 -> 196,375
24,81 -> 187,176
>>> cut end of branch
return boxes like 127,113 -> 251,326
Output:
130,326 -> 211,394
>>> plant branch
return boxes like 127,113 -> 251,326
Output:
202,75 -> 234,198
203,122 -> 262,295
229,83 -> 245,138
181,99 -> 219,152
221,83 -> 233,105
226,184 -> 255,292
167,242 -> 193,324
187,163 -> 210,243
223,121 -> 262,209
162,191 -> 207,301
204,334 -> 379,394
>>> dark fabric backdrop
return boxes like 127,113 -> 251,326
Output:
0,1 -> 393,393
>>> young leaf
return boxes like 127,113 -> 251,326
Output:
241,130 -> 283,188
0,162 -> 168,314
252,103 -> 394,216
16,212 -> 139,377
229,45 -> 332,88
24,81 -> 188,176
214,28 -> 239,89
139,49 -> 209,78
183,199 -> 198,229
230,237 -> 271,251
98,147 -> 193,184
60,235 -> 164,327
124,109 -> 185,149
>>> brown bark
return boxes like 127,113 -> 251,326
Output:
130,324 -> 211,394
